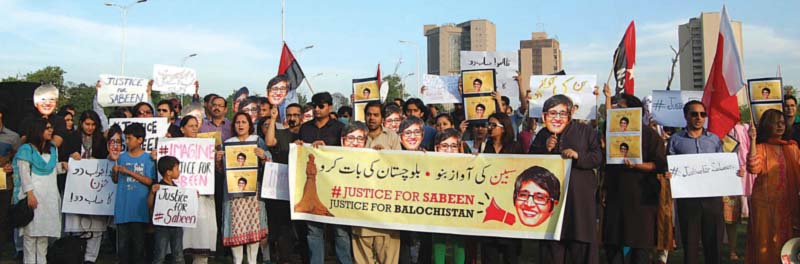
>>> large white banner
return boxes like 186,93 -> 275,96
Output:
460,51 -> 520,108
62,159 -> 117,215
261,162 -> 289,201
651,90 -> 704,127
422,75 -> 460,104
668,153 -> 743,198
98,74 -> 149,107
109,118 -> 169,152
152,185 -> 199,228
152,64 -> 197,94
529,75 -> 597,120
156,138 -> 216,194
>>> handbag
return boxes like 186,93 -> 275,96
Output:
10,198 -> 34,228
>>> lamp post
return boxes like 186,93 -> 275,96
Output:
400,72 -> 415,99
399,40 -> 421,92
180,53 -> 197,67
104,0 -> 147,75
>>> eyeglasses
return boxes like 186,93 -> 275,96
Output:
402,129 -> 422,137
139,110 -> 153,115
438,143 -> 459,150
516,191 -> 552,205
157,108 -> 170,113
487,122 -> 504,129
269,86 -> 288,93
689,111 -> 707,118
546,110 -> 570,119
286,113 -> 302,118
107,139 -> 122,146
385,118 -> 402,124
344,136 -> 366,143
314,104 -> 328,109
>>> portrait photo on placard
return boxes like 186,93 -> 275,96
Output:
607,108 -> 642,133
607,135 -> 642,160
464,95 -> 496,121
224,143 -> 258,169
461,69 -> 496,95
752,103 -> 783,123
748,78 -> 782,102
226,169 -> 258,194
353,78 -> 380,102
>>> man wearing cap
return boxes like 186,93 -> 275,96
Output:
296,92 -> 351,264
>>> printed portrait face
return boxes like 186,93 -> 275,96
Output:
33,86 -> 58,117
762,88 -> 770,99
543,104 -> 570,135
241,102 -> 259,123
514,180 -> 554,227
107,133 -> 122,157
473,79 -> 482,92
435,136 -> 460,154
400,123 -> 422,150
342,129 -> 367,148
384,113 -> 402,133
238,178 -> 247,191
619,118 -> 629,132
475,104 -> 485,118
268,80 -> 289,106
234,93 -> 248,113
620,143 -> 629,158
302,110 -> 314,124
237,153 -> 246,166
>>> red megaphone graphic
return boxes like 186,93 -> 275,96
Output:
482,197 -> 515,225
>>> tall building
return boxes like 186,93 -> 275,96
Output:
519,32 -> 563,90
424,19 -> 496,75
678,12 -> 744,91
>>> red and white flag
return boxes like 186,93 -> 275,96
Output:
701,6 -> 745,139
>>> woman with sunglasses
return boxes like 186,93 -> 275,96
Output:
156,100 -> 182,137
13,118 -> 67,263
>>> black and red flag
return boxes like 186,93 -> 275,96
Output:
612,21 -> 636,95
278,42 -> 306,91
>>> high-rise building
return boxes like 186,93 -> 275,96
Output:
519,32 -> 562,90
424,19 -> 496,75
678,12 -> 743,91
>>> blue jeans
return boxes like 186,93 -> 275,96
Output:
153,226 -> 184,264
117,222 -> 146,264
306,222 -> 353,264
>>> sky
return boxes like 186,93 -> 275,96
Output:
1,0 -> 798,101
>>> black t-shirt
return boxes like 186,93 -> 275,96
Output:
269,129 -> 299,164
299,119 -> 343,146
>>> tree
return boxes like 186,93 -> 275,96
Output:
297,91 -> 308,105
62,83 -> 96,113
383,74 -> 410,101
25,66 -> 66,87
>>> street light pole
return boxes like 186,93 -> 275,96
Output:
400,72 -> 414,99
105,0 -> 147,75
399,40 -> 421,96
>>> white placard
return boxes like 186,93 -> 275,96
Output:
109,118 -> 169,152
97,74 -> 149,107
156,138 -> 216,194
422,75 -> 460,104
152,64 -> 197,94
152,185 -> 198,228
62,159 -> 117,215
668,153 -> 743,198
651,90 -> 704,127
528,75 -> 597,120
261,162 -> 289,201
461,51 -> 520,108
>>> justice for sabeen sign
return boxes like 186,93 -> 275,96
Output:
152,185 -> 198,228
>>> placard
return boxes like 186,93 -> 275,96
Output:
261,162 -> 289,201
650,90 -> 704,127
152,64 -> 197,94
109,118 -> 169,152
152,185 -> 199,228
0,170 -> 6,190
156,138 -> 215,194
225,141 -> 259,196
97,74 -> 149,107
61,159 -> 117,215
353,102 -> 368,123
197,131 -> 222,147
752,103 -> 783,123
529,75 -> 597,120
422,75 -> 461,104
289,144 -> 572,240
460,51 -> 519,108
464,95 -> 497,121
668,153 -> 743,198
606,108 -> 643,164
748,78 -> 783,103
353,77 -> 380,103
461,69 -> 496,95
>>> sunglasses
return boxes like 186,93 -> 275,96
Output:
689,111 -> 707,118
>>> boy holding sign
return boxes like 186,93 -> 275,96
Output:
148,156 -> 185,264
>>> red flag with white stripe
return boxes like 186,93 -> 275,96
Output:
701,6 -> 745,139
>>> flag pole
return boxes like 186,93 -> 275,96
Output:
304,77 -> 316,95
281,0 -> 285,42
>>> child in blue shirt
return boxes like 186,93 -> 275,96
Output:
111,123 -> 156,264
